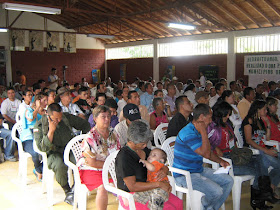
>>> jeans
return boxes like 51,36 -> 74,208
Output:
22,140 -> 43,174
0,128 -> 15,159
259,150 -> 280,186
223,153 -> 262,188
175,167 -> 233,210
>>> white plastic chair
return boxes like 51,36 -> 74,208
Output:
102,150 -> 136,210
161,137 -> 225,210
33,140 -> 55,206
154,123 -> 168,148
64,134 -> 88,210
11,122 -> 32,186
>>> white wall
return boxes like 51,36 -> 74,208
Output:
105,26 -> 280,83
0,8 -> 105,85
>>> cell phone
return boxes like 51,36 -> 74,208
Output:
48,115 -> 53,122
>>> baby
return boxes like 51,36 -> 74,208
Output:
133,148 -> 169,210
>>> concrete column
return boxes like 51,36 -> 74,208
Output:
227,33 -> 236,86
6,30 -> 12,86
104,49 -> 108,79
153,40 -> 159,82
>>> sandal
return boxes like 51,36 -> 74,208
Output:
33,169 -> 42,182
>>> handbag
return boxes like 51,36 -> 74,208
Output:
230,147 -> 253,166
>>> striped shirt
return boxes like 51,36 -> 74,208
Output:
173,122 -> 203,177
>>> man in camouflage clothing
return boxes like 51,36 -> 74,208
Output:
34,103 -> 91,205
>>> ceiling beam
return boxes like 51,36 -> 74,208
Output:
263,0 -> 280,18
246,0 -> 275,26
209,1 -> 248,29
228,0 -> 261,27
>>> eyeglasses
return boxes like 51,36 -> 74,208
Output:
26,94 -> 33,96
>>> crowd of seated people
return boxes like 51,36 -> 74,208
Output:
1,69 -> 280,209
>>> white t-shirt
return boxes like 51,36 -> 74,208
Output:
48,74 -> 58,90
17,101 -> 30,123
58,102 -> 84,116
1,98 -> 21,120
117,99 -> 127,116
209,94 -> 220,108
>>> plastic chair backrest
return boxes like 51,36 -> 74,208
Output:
161,136 -> 176,166
11,123 -> 24,154
64,134 -> 88,169
103,150 -> 136,210
154,123 -> 168,148
103,150 -> 119,187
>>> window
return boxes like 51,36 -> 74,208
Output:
106,45 -> 153,60
158,38 -> 228,57
236,34 -> 280,53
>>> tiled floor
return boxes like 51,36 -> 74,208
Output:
0,158 -> 279,210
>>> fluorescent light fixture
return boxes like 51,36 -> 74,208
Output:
87,34 -> 115,39
0,28 -> 8,32
168,23 -> 196,30
2,3 -> 61,15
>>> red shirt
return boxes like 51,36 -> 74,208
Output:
263,116 -> 280,142
218,125 -> 235,154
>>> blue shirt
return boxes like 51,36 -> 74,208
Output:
140,92 -> 153,112
20,107 -> 42,142
173,122 -> 203,177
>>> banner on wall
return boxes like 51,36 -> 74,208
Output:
29,31 -> 43,51
244,55 -> 280,76
10,30 -> 25,51
64,33 -> 76,53
46,32 -> 60,52
120,64 -> 126,80
165,65 -> 175,80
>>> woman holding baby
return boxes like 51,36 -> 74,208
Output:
115,120 -> 183,210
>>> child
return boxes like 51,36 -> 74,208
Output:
133,148 -> 169,210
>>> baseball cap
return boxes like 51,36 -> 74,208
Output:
123,103 -> 141,121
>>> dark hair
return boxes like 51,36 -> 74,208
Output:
138,81 -> 145,89
22,90 -> 32,96
7,87 -> 15,91
74,83 -> 80,88
128,90 -> 137,99
47,90 -> 55,96
156,81 -> 163,86
38,79 -> 45,84
144,82 -> 152,90
34,92 -> 48,105
152,97 -> 163,109
154,89 -> 163,96
33,83 -> 41,91
78,87 -> 88,94
212,101 -> 232,127
246,100 -> 266,129
193,104 -> 211,120
256,84 -> 264,88
229,81 -> 236,88
218,90 -> 233,102
167,83 -> 175,91
184,83 -> 195,92
16,71 -> 22,76
116,89 -> 123,97
105,98 -> 118,109
215,83 -> 224,92
266,96 -> 279,123
219,78 -> 227,83
175,95 -> 188,111
268,81 -> 276,89
42,87 -> 49,93
97,82 -> 104,90
51,68 -> 56,71
96,93 -> 106,101
186,79 -> 193,85
243,87 -> 254,98
63,82 -> 69,87
47,103 -> 62,115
